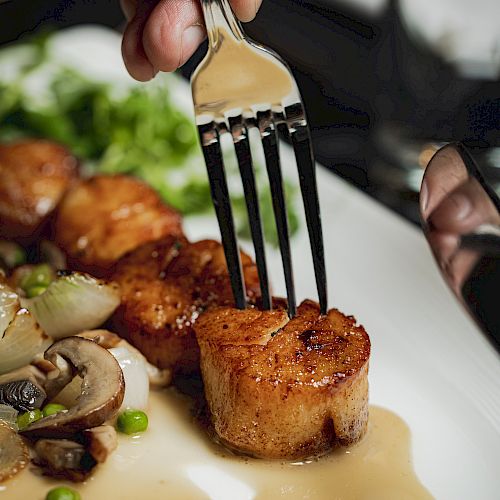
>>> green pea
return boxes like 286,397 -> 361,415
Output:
42,403 -> 67,417
20,263 -> 53,294
25,285 -> 48,298
12,248 -> 26,266
116,409 -> 148,435
45,486 -> 81,500
0,241 -> 26,268
16,408 -> 42,430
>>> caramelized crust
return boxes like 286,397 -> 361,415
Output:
112,238 -> 260,374
0,140 -> 78,242
53,175 -> 183,277
195,300 -> 370,460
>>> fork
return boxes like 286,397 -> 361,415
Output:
191,0 -> 327,317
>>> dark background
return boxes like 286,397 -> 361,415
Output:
1,0 -> 499,225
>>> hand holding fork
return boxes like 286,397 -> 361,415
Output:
120,0 -> 327,318
192,0 -> 328,318
120,0 -> 262,81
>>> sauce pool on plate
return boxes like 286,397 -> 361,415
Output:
0,389 -> 432,499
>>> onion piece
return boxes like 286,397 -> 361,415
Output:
23,272 -> 120,339
0,308 -> 52,375
109,346 -> 149,411
0,280 -> 20,335
77,330 -> 172,387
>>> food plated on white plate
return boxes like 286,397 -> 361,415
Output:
0,26 -> 498,500
0,138 -> 388,498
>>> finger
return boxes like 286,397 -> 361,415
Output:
420,144 -> 468,220
448,249 -> 479,294
230,0 -> 262,22
120,0 -> 137,21
122,1 -> 159,81
426,230 -> 459,270
429,178 -> 499,235
142,0 -> 206,73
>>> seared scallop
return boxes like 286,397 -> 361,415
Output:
112,237 -> 260,374
53,175 -> 183,276
0,140 -> 78,242
195,300 -> 370,460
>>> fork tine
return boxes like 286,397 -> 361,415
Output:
198,122 -> 247,309
230,117 -> 272,310
286,116 -> 328,315
258,111 -> 297,318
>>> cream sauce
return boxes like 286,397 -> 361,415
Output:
191,29 -> 293,120
0,389 -> 432,499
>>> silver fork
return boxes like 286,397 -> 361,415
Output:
191,0 -> 327,317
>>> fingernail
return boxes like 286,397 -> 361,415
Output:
420,179 -> 429,217
180,26 -> 205,66
449,193 -> 472,221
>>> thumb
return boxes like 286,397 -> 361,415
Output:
230,0 -> 262,22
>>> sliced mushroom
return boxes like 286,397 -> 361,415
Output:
34,438 -> 96,482
21,337 -> 124,438
0,380 -> 46,412
0,404 -> 18,427
31,353 -> 59,378
0,365 -> 47,411
0,421 -> 29,482
77,329 -> 122,348
34,426 -> 118,481
78,329 -> 172,387
49,375 -> 82,409
43,352 -> 74,401
82,425 -> 117,463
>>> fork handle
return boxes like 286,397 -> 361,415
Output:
200,0 -> 245,48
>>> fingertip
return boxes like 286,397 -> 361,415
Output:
142,3 -> 180,73
230,0 -> 262,22
122,18 -> 157,82
142,0 -> 205,73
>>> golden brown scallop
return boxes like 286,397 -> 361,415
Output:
53,175 -> 183,277
195,300 -> 370,460
0,139 -> 78,242
111,237 -> 260,374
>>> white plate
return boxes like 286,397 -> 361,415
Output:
1,26 -> 499,500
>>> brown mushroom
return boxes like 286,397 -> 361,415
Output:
34,425 -> 117,481
34,438 -> 96,482
0,380 -> 46,412
78,329 -> 172,387
43,352 -> 75,401
0,365 -> 47,411
82,425 -> 117,463
0,421 -> 29,482
21,337 -> 124,438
